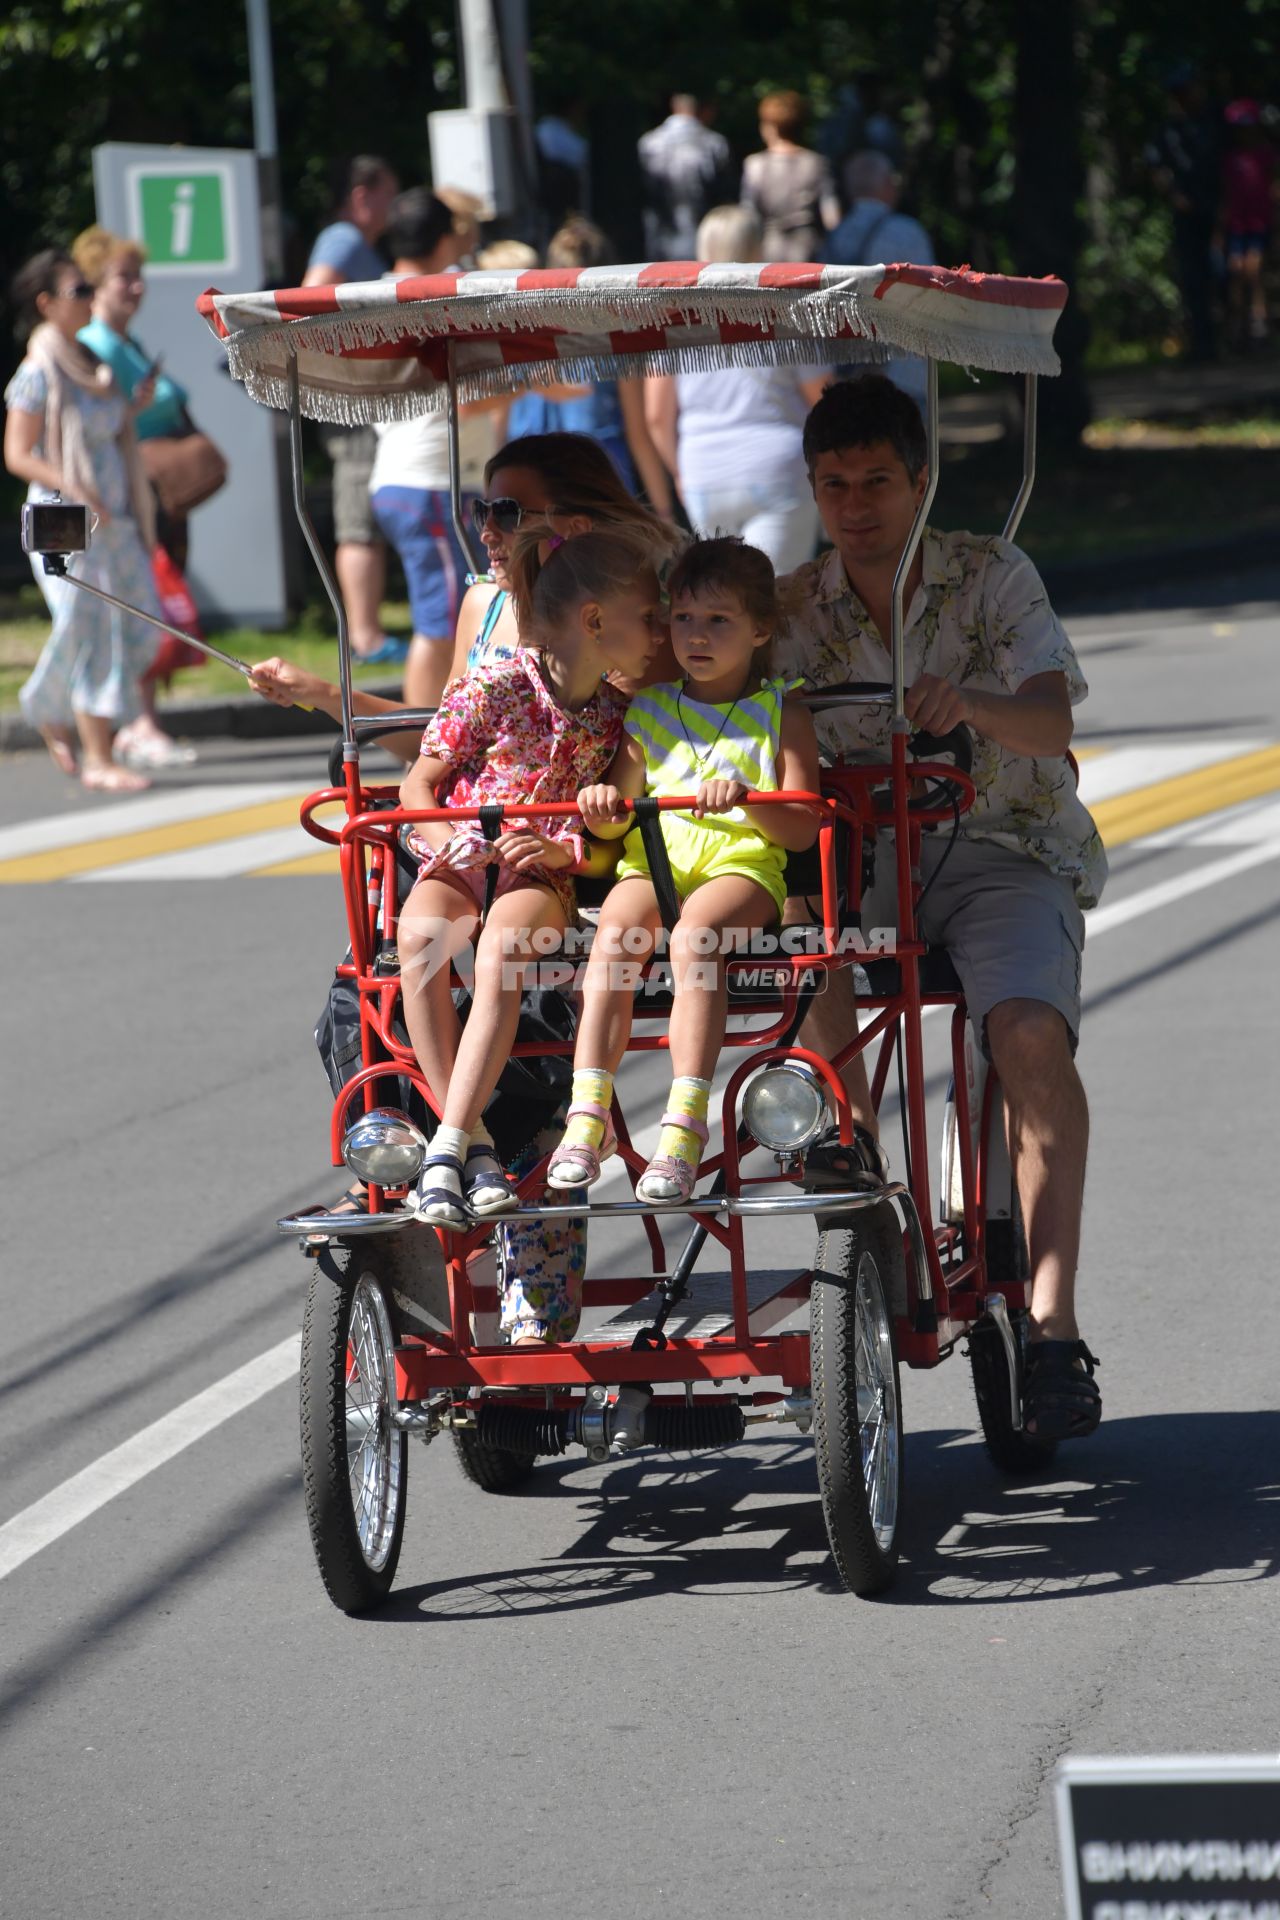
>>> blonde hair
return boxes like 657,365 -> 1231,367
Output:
72,225 -> 145,287
476,239 -> 541,271
507,522 -> 671,648
696,204 -> 762,264
546,216 -> 612,270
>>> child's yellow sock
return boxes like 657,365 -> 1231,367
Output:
561,1067 -> 614,1153
655,1075 -> 711,1173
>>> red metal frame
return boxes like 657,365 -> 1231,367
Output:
301,743 -> 1015,1401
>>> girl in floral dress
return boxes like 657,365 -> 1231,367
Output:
397,524 -> 667,1341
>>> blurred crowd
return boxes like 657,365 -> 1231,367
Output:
5,72 -> 1275,781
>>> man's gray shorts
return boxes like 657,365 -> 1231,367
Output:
321,425 -> 379,546
859,833 -> 1086,1050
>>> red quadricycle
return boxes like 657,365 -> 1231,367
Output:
194,258 -> 1070,1611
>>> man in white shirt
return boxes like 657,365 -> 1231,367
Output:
775,376 -> 1104,1442
367,189 -> 469,708
638,95 -> 735,261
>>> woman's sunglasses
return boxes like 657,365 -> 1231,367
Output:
56,282 -> 95,301
470,497 -> 551,536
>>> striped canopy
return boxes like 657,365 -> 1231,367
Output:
197,262 -> 1067,425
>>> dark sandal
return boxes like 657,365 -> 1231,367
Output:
804,1122 -> 888,1187
1024,1339 -> 1102,1440
412,1155 -> 471,1231
298,1186 -> 370,1251
463,1144 -> 517,1216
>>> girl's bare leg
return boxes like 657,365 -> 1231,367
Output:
573,878 -> 662,1072
397,875 -> 480,1110
440,885 -> 568,1134
667,875 -> 779,1080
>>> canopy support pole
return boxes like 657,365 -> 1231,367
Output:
287,352 -> 356,758
447,343 -> 485,575
890,357 -> 940,725
1001,372 -> 1038,543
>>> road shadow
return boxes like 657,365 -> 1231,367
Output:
893,1408 -> 1280,1605
375,1410 -> 1279,1622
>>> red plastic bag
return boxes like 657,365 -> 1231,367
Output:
145,545 -> 207,684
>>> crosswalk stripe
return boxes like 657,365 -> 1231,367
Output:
1091,745 -> 1280,850
0,791 -> 343,883
3,735 -> 1279,880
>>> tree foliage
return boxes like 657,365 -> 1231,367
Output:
2,0 -> 1278,371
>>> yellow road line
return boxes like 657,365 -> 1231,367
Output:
252,849 -> 340,877
0,792 -> 329,883
1093,744 -> 1280,849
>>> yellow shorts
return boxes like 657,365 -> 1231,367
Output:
615,815 -> 788,916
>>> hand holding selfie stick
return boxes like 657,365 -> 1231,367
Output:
22,498 -> 312,705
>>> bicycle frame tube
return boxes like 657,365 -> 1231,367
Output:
1002,372 -> 1039,543
890,357 -> 940,724
447,342 -> 485,574
287,352 -> 356,760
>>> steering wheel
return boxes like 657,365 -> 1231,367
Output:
801,680 -> 972,813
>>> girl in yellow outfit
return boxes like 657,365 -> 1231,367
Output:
549,537 -> 821,1202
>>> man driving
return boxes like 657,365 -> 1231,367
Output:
775,375 -> 1106,1441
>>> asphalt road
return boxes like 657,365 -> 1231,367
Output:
2,566 -> 1280,1920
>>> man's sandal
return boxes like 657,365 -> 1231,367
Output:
463,1143 -> 517,1216
636,1114 -> 709,1203
1024,1339 -> 1102,1440
546,1104 -> 618,1191
803,1122 -> 889,1187
412,1154 -> 471,1231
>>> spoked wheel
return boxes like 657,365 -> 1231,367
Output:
969,1215 -> 1058,1474
811,1217 -> 904,1595
300,1248 -> 408,1612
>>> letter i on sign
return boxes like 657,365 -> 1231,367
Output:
170,182 -> 196,259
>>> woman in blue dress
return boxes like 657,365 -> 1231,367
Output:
3,249 -> 162,791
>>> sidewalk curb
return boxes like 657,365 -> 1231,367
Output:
3,531 -> 1276,756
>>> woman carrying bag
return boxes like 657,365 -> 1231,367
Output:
4,248 -> 162,790
74,224 -> 227,768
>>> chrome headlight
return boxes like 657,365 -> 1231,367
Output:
341,1109 -> 429,1187
741,1062 -> 830,1154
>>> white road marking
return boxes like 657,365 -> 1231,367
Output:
0,782 -> 302,860
0,1336 -> 300,1582
5,825 -> 1280,1583
72,824 -> 315,881
1137,793 -> 1280,850
1075,740 -> 1265,808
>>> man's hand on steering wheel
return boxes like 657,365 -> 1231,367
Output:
905,673 -> 973,738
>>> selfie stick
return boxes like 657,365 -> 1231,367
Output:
38,555 -> 313,708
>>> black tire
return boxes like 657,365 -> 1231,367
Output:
300,1244 -> 408,1613
811,1216 -> 904,1595
969,1216 -> 1058,1474
451,1430 -> 538,1492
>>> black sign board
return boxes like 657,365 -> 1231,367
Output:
1056,1758 -> 1280,1920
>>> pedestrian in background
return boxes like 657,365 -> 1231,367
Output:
740,91 -> 840,261
367,188 -> 472,711
824,150 -> 934,409
303,154 -> 403,664
4,249 -> 160,790
644,205 -> 826,572
638,93 -> 735,261
505,217 -> 673,514
1145,67 -> 1222,363
72,223 -> 202,771
1220,99 -> 1277,349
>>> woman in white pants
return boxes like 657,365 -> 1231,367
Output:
645,205 -> 828,572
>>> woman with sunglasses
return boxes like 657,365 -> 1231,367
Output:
4,248 -> 163,790
250,430 -> 681,748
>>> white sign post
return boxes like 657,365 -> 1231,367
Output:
92,142 -> 289,629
